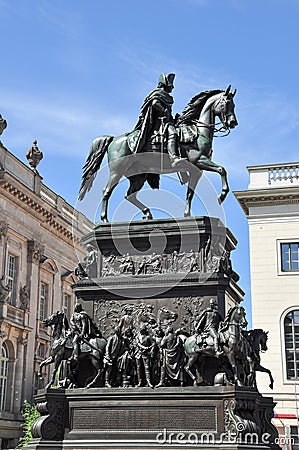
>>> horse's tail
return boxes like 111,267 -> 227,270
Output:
78,135 -> 114,200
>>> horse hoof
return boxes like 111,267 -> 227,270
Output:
217,192 -> 228,204
142,208 -> 153,220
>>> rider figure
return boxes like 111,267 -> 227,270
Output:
133,73 -> 186,169
69,303 -> 101,362
195,298 -> 223,357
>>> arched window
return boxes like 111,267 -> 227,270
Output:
0,342 -> 9,410
284,310 -> 299,379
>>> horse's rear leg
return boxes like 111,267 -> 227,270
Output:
101,172 -> 123,222
184,354 -> 199,386
86,356 -> 103,388
125,175 -> 153,220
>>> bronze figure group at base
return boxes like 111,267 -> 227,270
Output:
38,300 -> 273,392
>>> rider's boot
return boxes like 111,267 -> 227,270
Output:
144,366 -> 153,388
156,367 -> 166,387
105,370 -> 112,388
168,135 -> 188,170
136,365 -> 143,387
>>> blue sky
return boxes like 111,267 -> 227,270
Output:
1,0 -> 299,324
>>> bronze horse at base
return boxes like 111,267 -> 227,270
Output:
79,86 -> 237,222
240,329 -> 274,389
183,306 -> 248,386
38,311 -> 106,388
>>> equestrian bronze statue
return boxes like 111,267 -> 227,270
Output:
78,74 -> 238,222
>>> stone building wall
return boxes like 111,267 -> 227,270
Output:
0,141 -> 92,449
234,162 -> 299,445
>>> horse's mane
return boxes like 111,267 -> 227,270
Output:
220,305 -> 240,331
245,328 -> 265,342
176,89 -> 223,125
224,306 -> 238,321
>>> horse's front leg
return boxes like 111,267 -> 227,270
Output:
45,349 -> 65,389
255,363 -> 274,389
196,156 -> 229,204
45,359 -> 62,389
217,166 -> 229,204
225,348 -> 243,387
184,169 -> 201,217
38,355 -> 54,378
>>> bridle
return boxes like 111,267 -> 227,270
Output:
191,93 -> 233,137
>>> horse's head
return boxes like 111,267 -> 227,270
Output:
230,305 -> 248,328
157,306 -> 178,325
215,85 -> 238,130
43,310 -> 64,328
257,329 -> 269,352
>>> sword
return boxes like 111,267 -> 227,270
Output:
159,116 -> 166,171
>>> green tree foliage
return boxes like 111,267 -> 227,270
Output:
16,400 -> 40,448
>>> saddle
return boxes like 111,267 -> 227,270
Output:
196,332 -> 213,350
80,341 -> 92,353
127,124 -> 198,153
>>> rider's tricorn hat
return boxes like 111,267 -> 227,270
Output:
158,73 -> 175,87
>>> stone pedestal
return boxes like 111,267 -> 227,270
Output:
25,386 -> 280,450
25,217 -> 280,450
74,216 -> 244,333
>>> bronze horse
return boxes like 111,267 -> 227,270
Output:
183,306 -> 248,386
241,329 -> 274,389
79,86 -> 237,222
38,311 -> 106,388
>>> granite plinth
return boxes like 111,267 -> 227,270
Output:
25,386 -> 280,450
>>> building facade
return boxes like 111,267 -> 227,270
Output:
234,162 -> 299,447
0,141 -> 92,449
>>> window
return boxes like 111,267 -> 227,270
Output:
0,343 -> 9,410
38,343 -> 45,359
290,426 -> 299,450
63,293 -> 71,319
6,254 -> 18,304
39,283 -> 48,321
281,243 -> 299,272
284,310 -> 299,379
